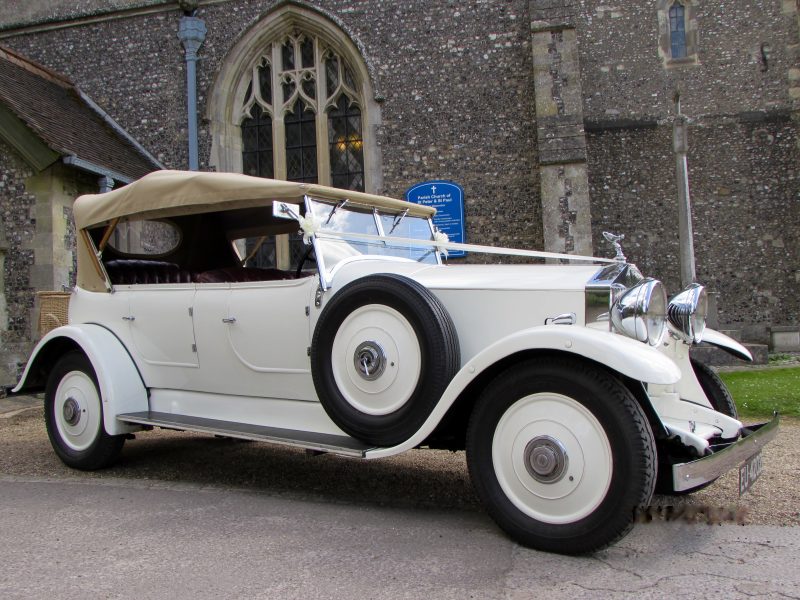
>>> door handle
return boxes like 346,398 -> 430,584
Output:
122,316 -> 135,321
222,317 -> 237,324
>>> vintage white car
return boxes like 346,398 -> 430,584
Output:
11,170 -> 778,554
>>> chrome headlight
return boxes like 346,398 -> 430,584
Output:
668,283 -> 707,344
610,279 -> 668,346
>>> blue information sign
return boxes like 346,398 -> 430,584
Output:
405,180 -> 466,258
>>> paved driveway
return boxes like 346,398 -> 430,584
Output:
2,397 -> 799,598
0,477 -> 798,599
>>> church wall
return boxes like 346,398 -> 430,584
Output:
4,0 -> 543,253
577,0 -> 798,121
0,139 -> 37,384
0,139 -> 93,384
1,0 -> 797,339
578,0 -> 800,340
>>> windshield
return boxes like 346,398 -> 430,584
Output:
307,198 -> 439,275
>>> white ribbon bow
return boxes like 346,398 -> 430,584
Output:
434,230 -> 449,257
298,213 -> 323,245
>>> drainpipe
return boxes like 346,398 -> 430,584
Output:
98,176 -> 115,193
177,10 -> 206,171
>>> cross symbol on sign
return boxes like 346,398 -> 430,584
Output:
431,185 -> 437,194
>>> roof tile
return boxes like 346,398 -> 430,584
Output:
0,44 -> 160,180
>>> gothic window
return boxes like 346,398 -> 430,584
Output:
657,0 -> 698,66
238,30 -> 366,191
669,3 -> 687,59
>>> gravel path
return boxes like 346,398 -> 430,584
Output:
1,405 -> 797,526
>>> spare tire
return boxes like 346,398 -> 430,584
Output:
311,274 -> 460,446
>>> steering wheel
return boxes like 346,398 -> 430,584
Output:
295,244 -> 316,278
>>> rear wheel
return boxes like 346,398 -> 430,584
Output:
466,357 -> 656,555
45,351 -> 125,470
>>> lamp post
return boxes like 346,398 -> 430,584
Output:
673,92 -> 696,288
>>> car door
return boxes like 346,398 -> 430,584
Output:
192,277 -> 317,400
123,285 -> 199,387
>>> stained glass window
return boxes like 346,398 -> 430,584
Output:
328,96 -> 364,191
285,102 -> 318,183
239,30 -> 366,191
241,104 -> 274,178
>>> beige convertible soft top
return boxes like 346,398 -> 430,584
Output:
74,170 -> 436,291
74,170 -> 435,229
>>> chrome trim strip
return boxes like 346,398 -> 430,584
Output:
672,413 -> 780,492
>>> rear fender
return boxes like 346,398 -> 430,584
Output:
366,326 -> 680,458
13,324 -> 147,435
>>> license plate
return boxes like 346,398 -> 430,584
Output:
739,450 -> 764,496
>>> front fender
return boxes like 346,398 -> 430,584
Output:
702,328 -> 753,362
13,324 -> 147,435
366,326 -> 680,458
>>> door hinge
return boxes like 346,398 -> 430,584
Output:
188,307 -> 194,316
315,284 -> 325,308
192,344 -> 197,353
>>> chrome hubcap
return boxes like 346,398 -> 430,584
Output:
524,436 -> 569,483
62,397 -> 81,426
353,341 -> 386,381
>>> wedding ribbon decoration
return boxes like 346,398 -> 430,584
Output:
298,213 -> 323,245
434,229 -> 450,258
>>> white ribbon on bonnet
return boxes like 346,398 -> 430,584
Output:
434,230 -> 449,257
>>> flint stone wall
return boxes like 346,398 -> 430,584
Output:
1,0 -> 798,341
0,139 -> 37,384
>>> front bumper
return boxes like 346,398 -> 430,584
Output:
672,412 -> 780,492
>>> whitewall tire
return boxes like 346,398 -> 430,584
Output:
45,351 -> 125,470
467,356 -> 656,555
311,274 -> 459,446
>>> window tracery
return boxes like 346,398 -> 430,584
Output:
238,29 -> 365,191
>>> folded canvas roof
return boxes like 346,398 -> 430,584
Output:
74,170 -> 436,291
74,170 -> 435,229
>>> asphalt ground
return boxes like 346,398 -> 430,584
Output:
1,393 -> 799,598
1,476 -> 798,599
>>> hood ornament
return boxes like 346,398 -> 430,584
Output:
603,231 -> 627,262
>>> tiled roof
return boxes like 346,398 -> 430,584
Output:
0,44 -> 160,180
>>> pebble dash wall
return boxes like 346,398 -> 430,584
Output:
1,0 -> 798,342
578,0 -> 800,338
0,140 -> 36,383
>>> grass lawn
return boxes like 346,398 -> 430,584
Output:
719,367 -> 800,419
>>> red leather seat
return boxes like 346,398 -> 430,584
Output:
105,260 -> 192,285
194,267 -> 295,283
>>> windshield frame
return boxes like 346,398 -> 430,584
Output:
304,195 -> 440,288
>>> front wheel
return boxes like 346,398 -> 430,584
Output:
45,351 -> 125,470
466,357 -> 656,555
691,358 -> 738,418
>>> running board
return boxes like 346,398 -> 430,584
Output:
117,411 -> 375,458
